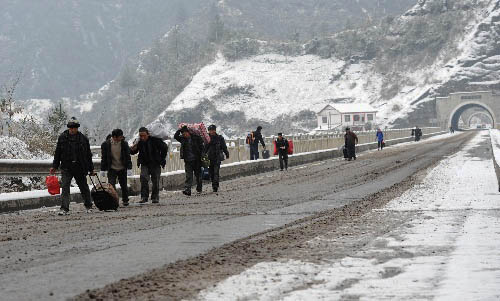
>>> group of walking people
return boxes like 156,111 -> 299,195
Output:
50,117 -> 390,215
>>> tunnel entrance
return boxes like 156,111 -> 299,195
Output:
450,103 -> 495,130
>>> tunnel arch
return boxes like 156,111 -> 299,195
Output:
467,111 -> 494,127
448,101 -> 497,130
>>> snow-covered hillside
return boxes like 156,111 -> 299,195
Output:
148,0 -> 500,133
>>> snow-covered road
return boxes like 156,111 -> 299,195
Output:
197,131 -> 500,300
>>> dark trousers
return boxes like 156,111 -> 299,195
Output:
278,151 -> 288,170
140,164 -> 161,201
209,162 -> 221,189
346,144 -> 356,159
378,141 -> 384,150
108,169 -> 129,202
61,165 -> 92,211
185,160 -> 202,192
250,144 -> 259,160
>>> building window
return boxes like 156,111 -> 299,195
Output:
322,116 -> 328,124
344,115 -> 351,122
353,115 -> 360,122
461,95 -> 482,100
367,114 -> 374,121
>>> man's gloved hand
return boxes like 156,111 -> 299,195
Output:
161,160 -> 166,168
89,170 -> 97,176
49,168 -> 57,175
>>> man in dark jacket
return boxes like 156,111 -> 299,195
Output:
204,125 -> 229,192
50,117 -> 95,215
276,133 -> 289,171
249,126 -> 266,160
130,127 -> 168,203
175,126 -> 204,196
101,128 -> 132,206
344,127 -> 359,161
415,126 -> 423,141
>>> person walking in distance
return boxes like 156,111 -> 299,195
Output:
276,133 -> 289,171
344,127 -> 358,161
130,127 -> 168,204
204,125 -> 229,193
174,126 -> 204,196
50,117 -> 95,215
414,126 -> 423,142
101,129 -> 132,206
247,126 -> 266,160
376,128 -> 384,151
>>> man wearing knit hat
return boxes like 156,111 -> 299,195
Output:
50,117 -> 95,215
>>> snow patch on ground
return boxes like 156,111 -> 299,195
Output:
197,131 -> 500,300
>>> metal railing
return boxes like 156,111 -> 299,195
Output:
0,127 -> 443,177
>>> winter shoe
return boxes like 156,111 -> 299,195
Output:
152,199 -> 159,204
182,190 -> 191,196
139,199 -> 148,204
213,187 -> 218,193
58,210 -> 69,216
86,208 -> 93,213
123,200 -> 129,207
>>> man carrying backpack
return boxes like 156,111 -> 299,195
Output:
344,127 -> 359,161
204,125 -> 230,193
247,126 -> 266,160
130,127 -> 168,204
276,133 -> 289,171
50,117 -> 95,215
101,128 -> 132,206
174,126 -> 204,196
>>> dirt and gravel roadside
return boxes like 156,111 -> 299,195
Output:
66,132 -> 474,300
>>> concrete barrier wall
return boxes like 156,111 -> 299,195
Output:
0,131 -> 447,213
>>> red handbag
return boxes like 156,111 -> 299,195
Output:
46,176 -> 61,195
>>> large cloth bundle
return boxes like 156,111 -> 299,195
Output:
148,122 -> 170,140
178,123 -> 211,144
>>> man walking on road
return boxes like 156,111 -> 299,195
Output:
376,128 -> 384,150
204,125 -> 229,193
130,127 -> 168,204
50,117 -> 95,215
101,128 -> 132,206
345,127 -> 358,161
248,126 -> 266,160
175,126 -> 204,196
414,126 -> 423,142
276,133 -> 289,171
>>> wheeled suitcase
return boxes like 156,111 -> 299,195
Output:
262,149 -> 271,159
342,146 -> 348,159
89,175 -> 119,211
202,167 -> 210,180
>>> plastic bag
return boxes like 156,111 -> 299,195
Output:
148,122 -> 170,140
46,176 -> 61,195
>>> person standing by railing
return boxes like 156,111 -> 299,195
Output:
101,129 -> 132,206
276,133 -> 289,171
130,127 -> 168,204
175,126 -> 204,196
50,117 -> 95,215
376,128 -> 384,151
344,127 -> 358,161
247,126 -> 266,160
204,125 -> 229,193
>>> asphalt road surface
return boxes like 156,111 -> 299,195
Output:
0,131 -> 473,300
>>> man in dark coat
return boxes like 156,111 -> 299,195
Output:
130,127 -> 168,203
275,133 -> 289,171
415,126 -> 423,141
248,126 -> 266,160
204,125 -> 229,192
344,127 -> 359,161
174,126 -> 204,196
50,117 -> 95,215
101,128 -> 132,206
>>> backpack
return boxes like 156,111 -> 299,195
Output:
246,132 -> 255,145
